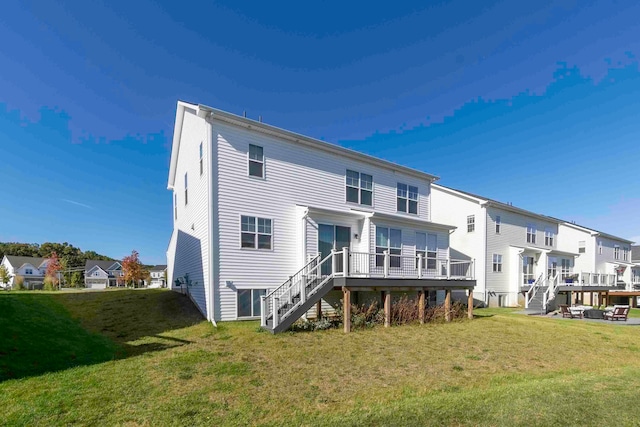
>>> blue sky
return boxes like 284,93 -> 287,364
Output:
1,0 -> 639,263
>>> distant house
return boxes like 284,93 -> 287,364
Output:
632,246 -> 640,289
148,265 -> 167,288
0,255 -> 49,289
84,260 -> 123,289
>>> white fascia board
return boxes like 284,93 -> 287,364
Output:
168,101 -> 199,190
431,184 -> 487,205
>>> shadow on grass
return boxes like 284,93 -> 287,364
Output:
0,289 -> 204,382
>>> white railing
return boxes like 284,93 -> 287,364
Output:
525,273 -> 544,309
542,273 -> 559,310
554,272 -> 618,286
348,250 -> 473,280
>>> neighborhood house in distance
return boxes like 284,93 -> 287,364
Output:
84,260 -> 124,289
1,255 -> 49,289
149,264 -> 168,288
165,100 -> 640,332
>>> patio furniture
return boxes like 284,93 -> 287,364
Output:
560,305 -> 583,319
583,309 -> 605,319
604,305 -> 630,321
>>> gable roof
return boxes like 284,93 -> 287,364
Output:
168,101 -> 439,190
150,264 -> 167,272
4,255 -> 48,270
84,260 -> 121,272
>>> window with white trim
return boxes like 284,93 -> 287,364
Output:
25,268 -> 33,275
416,232 -> 436,270
495,215 -> 501,234
199,142 -> 203,176
578,241 -> 585,253
623,247 -> 629,261
526,224 -> 536,244
598,241 -> 602,254
248,144 -> 264,178
346,170 -> 373,206
467,215 -> 475,233
492,254 -> 502,273
184,173 -> 188,205
614,246 -> 620,260
237,289 -> 266,318
397,183 -> 418,214
376,227 -> 401,267
544,228 -> 554,246
561,258 -> 572,280
241,216 -> 272,250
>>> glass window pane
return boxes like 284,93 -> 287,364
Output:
346,170 -> 359,187
408,200 -> 418,214
249,144 -> 263,161
360,190 -> 372,206
258,218 -> 271,234
408,186 -> 418,200
253,289 -> 266,316
241,233 -> 255,248
199,143 -> 203,159
397,198 -> 406,212
390,229 -> 402,249
258,234 -> 272,250
346,187 -> 359,203
241,216 -> 255,232
376,227 -> 389,247
427,234 -> 437,251
238,289 -> 252,317
397,183 -> 407,197
249,161 -> 263,177
416,232 -> 427,251
360,174 -> 373,190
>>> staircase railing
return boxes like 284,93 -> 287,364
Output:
542,273 -> 559,311
261,253 -> 320,327
525,273 -> 544,309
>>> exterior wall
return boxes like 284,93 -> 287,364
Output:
430,186 -> 486,302
594,235 -> 634,284
1,257 -> 14,287
212,119 -> 436,321
485,206 -> 560,306
557,224 -> 595,275
167,108 -> 211,318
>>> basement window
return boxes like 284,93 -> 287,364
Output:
237,289 -> 266,318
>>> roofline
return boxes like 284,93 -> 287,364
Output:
167,101 -> 440,189
431,183 -> 486,204
559,221 -> 634,244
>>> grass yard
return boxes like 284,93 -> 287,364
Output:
2,290 -> 640,426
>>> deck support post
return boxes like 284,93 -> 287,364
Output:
316,300 -> 322,319
300,275 -> 307,304
418,289 -> 425,324
343,287 -> 351,333
445,289 -> 451,322
467,289 -> 474,319
384,290 -> 391,328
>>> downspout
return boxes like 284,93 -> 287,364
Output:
205,111 -> 217,327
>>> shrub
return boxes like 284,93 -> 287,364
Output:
13,275 -> 25,290
43,276 -> 56,291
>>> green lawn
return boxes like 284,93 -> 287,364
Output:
2,290 -> 640,426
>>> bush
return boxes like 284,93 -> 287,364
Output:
13,275 -> 24,290
43,276 -> 56,291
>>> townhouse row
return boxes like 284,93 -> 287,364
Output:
166,101 -> 639,330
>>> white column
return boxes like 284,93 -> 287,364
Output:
343,247 -> 349,277
383,250 -> 389,278
417,254 -> 423,279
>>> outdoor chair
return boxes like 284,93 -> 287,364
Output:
604,305 -> 629,321
560,304 -> 582,319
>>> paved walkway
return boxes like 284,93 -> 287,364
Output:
515,310 -> 640,325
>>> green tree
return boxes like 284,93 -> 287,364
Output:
0,265 -> 11,288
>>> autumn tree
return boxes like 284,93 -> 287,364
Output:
45,251 -> 62,289
122,250 -> 145,288
0,265 -> 11,288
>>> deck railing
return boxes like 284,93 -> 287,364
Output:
348,250 -> 473,280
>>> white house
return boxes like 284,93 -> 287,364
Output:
84,260 -> 124,289
632,246 -> 640,289
148,265 -> 167,288
166,101 -> 475,332
0,255 -> 49,289
431,184 -> 635,309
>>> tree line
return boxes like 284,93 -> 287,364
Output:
0,241 -> 114,269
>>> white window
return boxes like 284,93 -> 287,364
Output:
237,289 -> 266,318
184,173 -> 188,205
397,183 -> 418,214
241,216 -> 272,250
544,228 -> 554,246
376,227 -> 401,267
548,257 -> 558,278
578,241 -> 585,253
416,232 -> 437,270
623,247 -> 629,261
346,170 -> 373,206
248,144 -> 264,178
25,268 -> 33,275
495,215 -> 501,234
526,224 -> 536,244
561,259 -> 572,280
199,142 -> 204,176
174,193 -> 177,220
467,215 -> 475,233
492,254 -> 502,273
598,241 -> 602,254
614,246 -> 620,260
93,271 -> 100,277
